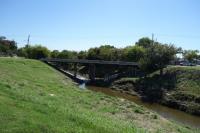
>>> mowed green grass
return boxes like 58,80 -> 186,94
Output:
0,58 -> 198,133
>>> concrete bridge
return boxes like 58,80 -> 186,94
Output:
41,58 -> 139,82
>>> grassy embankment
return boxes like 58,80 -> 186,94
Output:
0,58 -> 198,133
112,66 -> 200,116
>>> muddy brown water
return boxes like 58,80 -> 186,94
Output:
85,85 -> 200,128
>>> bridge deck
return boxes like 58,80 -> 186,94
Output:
41,58 -> 138,66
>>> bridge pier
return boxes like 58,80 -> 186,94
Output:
130,67 -> 136,76
125,66 -> 136,77
89,64 -> 95,81
74,63 -> 77,77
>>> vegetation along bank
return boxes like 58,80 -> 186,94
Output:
111,66 -> 200,116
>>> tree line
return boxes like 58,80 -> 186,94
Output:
0,36 -> 17,56
1,36 -> 200,76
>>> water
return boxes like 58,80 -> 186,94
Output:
84,85 -> 200,128
79,83 -> 86,89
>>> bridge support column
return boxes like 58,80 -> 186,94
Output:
127,67 -> 136,77
130,67 -> 137,77
130,67 -> 134,76
89,64 -> 95,81
74,63 -> 77,77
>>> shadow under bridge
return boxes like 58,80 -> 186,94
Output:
41,58 -> 140,82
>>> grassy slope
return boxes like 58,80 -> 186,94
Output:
165,66 -> 200,96
0,58 -> 197,133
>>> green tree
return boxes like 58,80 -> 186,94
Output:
98,45 -> 116,60
17,47 -> 28,57
78,51 -> 87,59
0,36 -> 17,55
87,45 -> 118,61
122,45 -> 145,62
51,50 -> 60,58
135,37 -> 152,48
183,50 -> 199,62
139,43 -> 177,76
17,45 -> 50,59
29,45 -> 50,59
87,47 -> 100,60
58,50 -> 77,59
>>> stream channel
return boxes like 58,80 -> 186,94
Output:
79,83 -> 200,128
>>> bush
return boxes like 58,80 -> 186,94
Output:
0,36 -> 17,56
17,45 -> 50,59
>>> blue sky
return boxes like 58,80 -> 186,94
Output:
1,0 -> 200,51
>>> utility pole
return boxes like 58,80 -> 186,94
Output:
27,35 -> 30,45
152,33 -> 154,45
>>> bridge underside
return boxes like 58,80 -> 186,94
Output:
41,58 -> 141,82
